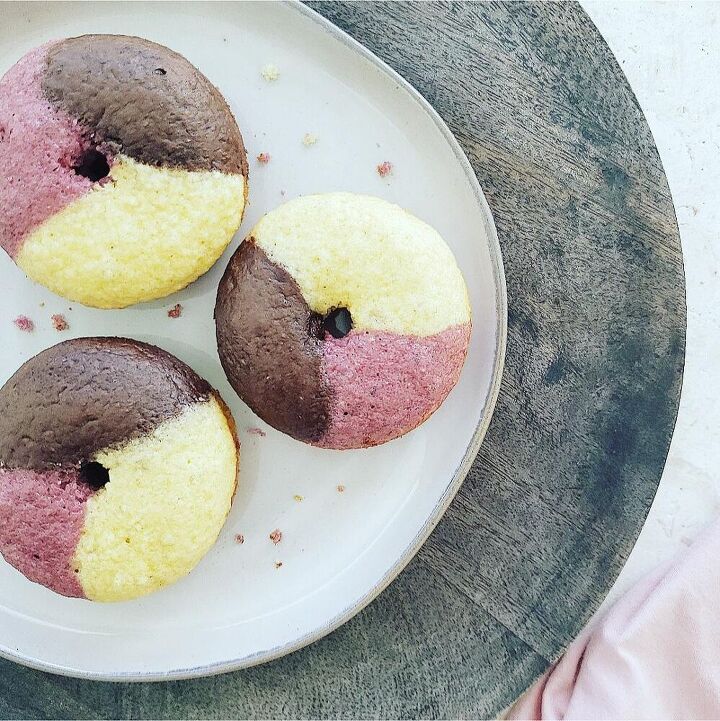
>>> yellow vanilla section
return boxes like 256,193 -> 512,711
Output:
252,193 -> 471,337
73,398 -> 238,602
16,156 -> 246,309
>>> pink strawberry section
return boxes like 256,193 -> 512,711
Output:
319,324 -> 471,449
0,468 -> 93,598
0,43 -> 96,257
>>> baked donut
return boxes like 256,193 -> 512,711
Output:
0,35 -> 248,308
215,192 -> 471,449
0,338 -> 238,601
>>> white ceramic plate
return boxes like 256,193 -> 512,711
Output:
0,1 -> 506,680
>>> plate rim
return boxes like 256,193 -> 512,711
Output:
0,0 -> 508,681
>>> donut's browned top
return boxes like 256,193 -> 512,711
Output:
42,34 -> 247,175
0,337 -> 211,470
215,240 -> 331,442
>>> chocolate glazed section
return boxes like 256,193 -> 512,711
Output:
0,337 -> 211,470
215,240 -> 330,442
42,35 -> 248,175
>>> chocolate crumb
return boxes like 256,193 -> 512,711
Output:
270,529 -> 282,545
337,484 -> 346,493
234,534 -> 245,544
13,315 -> 34,332
377,160 -> 393,177
51,314 -> 69,332
274,561 -> 283,569
168,303 -> 183,318
257,152 -> 271,164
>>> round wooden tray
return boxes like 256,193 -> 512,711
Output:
0,2 -> 685,718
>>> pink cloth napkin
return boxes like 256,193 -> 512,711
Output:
509,520 -> 720,720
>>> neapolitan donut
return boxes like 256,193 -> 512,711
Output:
215,192 -> 471,449
0,337 -> 238,601
0,35 -> 248,308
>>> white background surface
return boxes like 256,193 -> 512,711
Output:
583,1 -> 720,604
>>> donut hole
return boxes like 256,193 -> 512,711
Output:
321,307 -> 353,339
73,148 -> 110,182
79,461 -> 110,490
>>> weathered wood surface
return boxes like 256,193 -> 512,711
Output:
0,2 -> 685,718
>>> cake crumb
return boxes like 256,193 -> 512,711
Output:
167,303 -> 183,318
337,484 -> 345,493
302,132 -> 318,147
377,160 -> 393,177
280,189 -> 286,196
13,315 -> 34,332
269,529 -> 282,545
39,301 -> 45,308
234,534 -> 245,544
247,427 -> 266,437
51,314 -> 69,332
293,494 -> 304,502
261,63 -> 279,81
257,152 -> 271,164
274,561 -> 283,569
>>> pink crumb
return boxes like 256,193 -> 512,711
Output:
246,427 -> 266,437
377,161 -> 393,177
269,529 -> 282,545
13,315 -> 34,332
257,152 -> 271,164
234,534 -> 245,544
51,313 -> 68,331
167,303 -> 183,318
